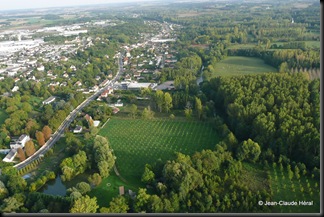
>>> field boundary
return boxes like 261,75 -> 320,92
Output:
101,118 -> 110,129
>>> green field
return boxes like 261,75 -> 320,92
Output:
99,117 -> 220,186
89,173 -> 137,208
212,56 -> 277,77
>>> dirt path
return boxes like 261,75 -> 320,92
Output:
101,118 -> 110,129
113,164 -> 128,183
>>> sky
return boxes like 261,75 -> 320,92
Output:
0,0 -> 154,11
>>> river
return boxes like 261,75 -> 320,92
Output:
197,65 -> 204,85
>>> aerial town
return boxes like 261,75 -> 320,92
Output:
0,0 -> 320,214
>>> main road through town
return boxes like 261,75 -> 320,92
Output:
13,53 -> 124,170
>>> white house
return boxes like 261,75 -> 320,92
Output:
93,121 -> 101,127
114,99 -> 123,107
9,134 -> 30,149
73,125 -> 83,133
42,96 -> 56,105
107,87 -> 114,94
37,65 -> 45,71
3,149 -> 17,163
100,79 -> 110,87
11,86 -> 19,92
70,65 -> 76,71
74,81 -> 82,86
89,85 -> 99,92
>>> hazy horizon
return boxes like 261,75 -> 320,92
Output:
0,0 -> 158,11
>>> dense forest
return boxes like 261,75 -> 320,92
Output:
202,73 -> 320,169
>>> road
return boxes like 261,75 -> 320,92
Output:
14,53 -> 123,170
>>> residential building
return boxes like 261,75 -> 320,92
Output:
10,134 -> 30,149
42,96 -> 56,105
3,149 -> 17,163
73,126 -> 83,133
114,99 -> 123,107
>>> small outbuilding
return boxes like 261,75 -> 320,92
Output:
119,186 -> 125,195
73,125 -> 83,133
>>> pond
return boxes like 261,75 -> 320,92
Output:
38,172 -> 92,196
39,176 -> 67,196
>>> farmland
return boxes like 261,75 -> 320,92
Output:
211,56 -> 277,77
99,117 -> 220,185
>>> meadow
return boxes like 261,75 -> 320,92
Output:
212,56 -> 277,77
98,117 -> 220,187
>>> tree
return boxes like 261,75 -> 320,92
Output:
294,165 -> 300,180
24,119 -> 39,136
164,92 -> 173,113
129,104 -> 138,119
0,181 -> 9,200
184,108 -> 192,119
17,148 -> 26,161
0,196 -> 24,213
184,101 -> 193,119
35,131 -> 45,146
43,104 -> 54,122
70,195 -> 98,213
100,196 -> 129,213
155,90 -> 165,112
88,173 -> 102,187
25,140 -> 36,157
42,125 -> 52,141
237,139 -> 261,162
134,188 -> 151,212
141,164 -> 155,185
142,106 -> 154,120
195,97 -> 203,119
89,126 -> 99,137
93,136 -> 115,178
21,102 -> 32,113
98,161 -> 110,178
279,62 -> 289,73
76,182 -> 91,195
70,191 -> 82,201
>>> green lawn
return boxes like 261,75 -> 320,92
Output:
95,117 -> 220,204
212,56 -> 277,77
89,172 -> 138,208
